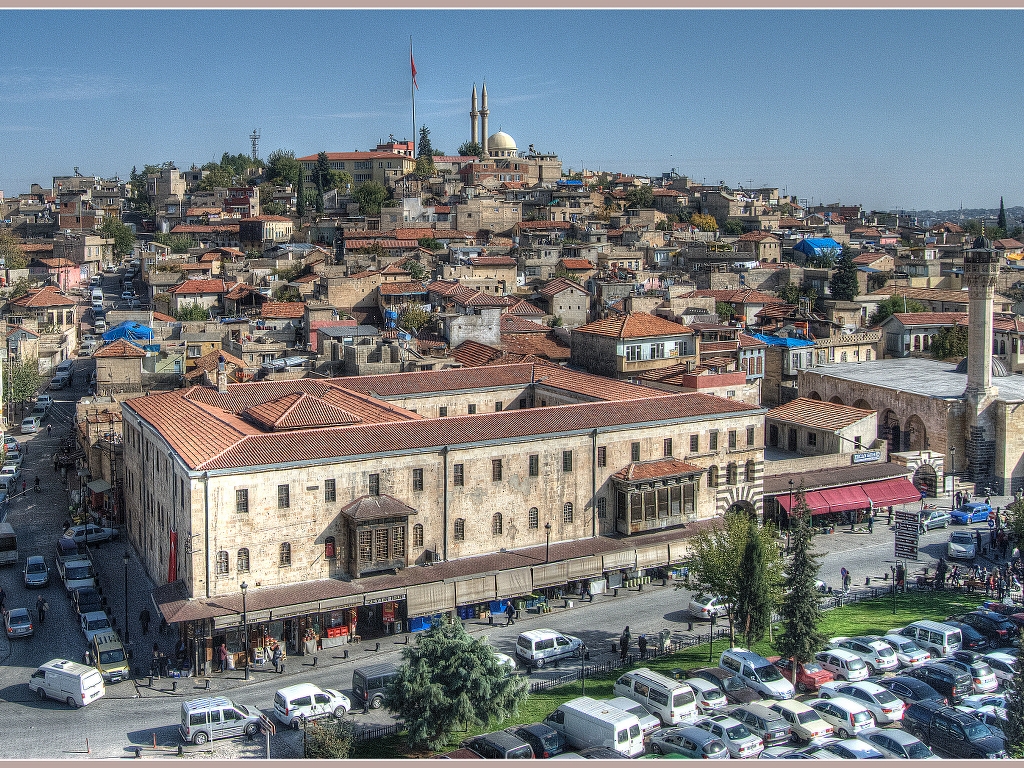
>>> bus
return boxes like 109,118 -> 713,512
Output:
0,522 -> 17,566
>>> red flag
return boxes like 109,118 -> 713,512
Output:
168,529 -> 177,582
410,49 -> 418,90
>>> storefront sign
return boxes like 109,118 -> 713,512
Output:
365,592 -> 406,605
382,603 -> 396,623
853,451 -> 882,464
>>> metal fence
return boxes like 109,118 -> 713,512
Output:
355,723 -> 403,742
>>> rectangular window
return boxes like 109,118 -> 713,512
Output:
369,473 -> 380,496
375,529 -> 389,560
690,434 -> 699,452
529,454 -> 539,477
807,432 -> 817,447
235,489 -> 249,514
597,446 -> 607,467
277,484 -> 290,509
358,531 -> 372,561
728,430 -> 737,450
439,406 -> 448,417
652,342 -> 665,359
492,459 -> 503,481
562,450 -> 573,473
747,426 -> 755,447
324,479 -> 336,503
468,403 -> 476,414
519,398 -> 527,409
625,344 -> 642,361
393,527 -> 405,558
631,442 -> 641,462
495,401 -> 503,412
664,438 -> 673,457
710,431 -> 719,451
412,468 -> 424,492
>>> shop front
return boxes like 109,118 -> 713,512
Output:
358,589 -> 408,638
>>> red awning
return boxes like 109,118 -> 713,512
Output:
863,478 -> 923,507
818,485 -> 872,513
776,490 -> 832,516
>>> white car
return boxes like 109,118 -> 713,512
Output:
947,530 -> 977,560
685,676 -> 729,713
607,697 -> 661,739
0,464 -> 22,486
688,596 -> 728,620
982,652 -> 1017,685
120,291 -> 133,301
693,715 -> 764,759
766,700 -> 833,744
806,697 -> 876,739
827,636 -> 899,673
818,680 -> 906,724
63,524 -> 119,545
961,693 -> 1009,711
36,394 -> 54,409
80,610 -> 112,643
879,634 -> 931,668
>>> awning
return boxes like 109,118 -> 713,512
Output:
86,479 -> 112,493
603,550 -> 636,571
271,601 -> 320,620
532,561 -> 569,589
817,485 -> 871,513
863,478 -> 923,507
318,594 -> 364,611
496,567 -> 533,599
566,556 -> 603,581
454,575 -> 496,606
668,541 -> 689,563
407,581 -> 455,617
636,544 -> 669,569
776,490 -> 832,516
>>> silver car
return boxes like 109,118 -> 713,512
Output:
693,715 -> 764,759
649,726 -> 729,759
919,509 -> 951,531
23,555 -> 50,588
860,727 -> 938,759
879,634 -> 930,668
4,608 -> 34,638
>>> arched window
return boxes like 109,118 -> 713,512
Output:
563,502 -> 574,524
923,335 -> 930,351
492,513 -> 503,536
727,463 -> 738,485
237,548 -> 250,573
708,465 -> 719,488
745,460 -> 756,483
994,339 -> 1000,355
1015,337 -> 1020,354
528,507 -> 539,529
412,524 -> 424,548
597,497 -> 607,519
324,536 -> 336,558
913,335 -> 921,351
215,550 -> 229,575
279,542 -> 291,567
454,518 -> 465,541
1001,340 -> 1007,355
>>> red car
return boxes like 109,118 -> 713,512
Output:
769,655 -> 835,693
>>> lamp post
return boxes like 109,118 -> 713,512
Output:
891,564 -> 897,615
787,479 -> 794,553
708,613 -> 717,664
950,447 -> 956,510
544,522 -> 551,563
240,581 -> 249,681
580,642 -> 587,694
123,551 -> 130,645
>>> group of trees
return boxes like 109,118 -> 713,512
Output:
929,324 -> 969,360
0,229 -> 28,270
828,247 -> 860,302
868,294 -> 926,326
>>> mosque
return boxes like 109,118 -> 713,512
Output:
470,83 -> 519,159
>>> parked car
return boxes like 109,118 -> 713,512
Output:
901,699 -> 1007,759
692,715 -> 764,759
684,676 -> 728,713
878,634 -> 931,667
947,530 -> 978,559
648,726 -> 728,759
814,649 -> 869,681
966,704 -> 1009,740
827,636 -> 899,674
940,655 -> 998,693
859,727 -> 938,760
942,620 -> 988,651
806,696 -> 875,739
36,393 -> 54,409
769,656 -> 834,693
723,702 -> 791,747
23,555 -> 50,588
63,524 -> 119,545
460,732 -> 534,759
688,595 -> 728,619
20,416 -> 40,434
919,509 -> 951,531
872,675 -> 948,706
981,651 -> 1017,686
120,291 -> 133,301
0,464 -> 23,488
689,666 -> 761,705
80,611 -> 112,643
817,738 -> 886,760
607,697 -> 661,739
906,662 -> 974,704
5,608 -> 34,638
505,723 -> 566,759
961,692 -> 1009,711
949,610 -> 1018,644
272,683 -> 350,727
765,699 -> 833,744
818,680 -> 905,724
951,501 -> 991,524
71,587 -> 104,617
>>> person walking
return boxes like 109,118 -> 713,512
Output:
218,642 -> 228,673
0,585 -> 6,612
867,515 -> 874,534
841,567 -> 850,592
21,479 -> 26,494
83,648 -> 92,666
46,423 -> 51,438
619,626 -> 631,661
152,643 -> 162,678
637,634 -> 648,660
36,595 -> 47,625
139,608 -> 151,635
505,602 -> 515,627
272,642 -> 283,674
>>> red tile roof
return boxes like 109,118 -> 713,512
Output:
736,230 -> 780,242
574,313 -> 692,339
767,397 -> 875,430
10,285 -> 77,308
993,314 -> 1024,333
469,256 -> 517,267
559,258 -> 595,270
170,225 -> 240,234
341,494 -> 418,521
260,302 -> 305,319
452,340 -> 503,367
501,332 -> 571,362
380,262 -> 412,275
501,314 -> 548,333
93,339 -> 147,358
889,312 -> 968,327
612,458 -> 704,482
152,311 -> 177,322
183,349 -> 246,382
378,281 -> 427,296
738,333 -> 767,348
538,277 -> 589,298
168,279 -> 228,295
503,298 -> 545,317
242,392 -> 361,431
700,340 -> 739,353
690,289 -> 785,305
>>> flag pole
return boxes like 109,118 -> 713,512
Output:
410,37 -> 417,153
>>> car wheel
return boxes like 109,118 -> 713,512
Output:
536,658 -> 545,669
333,706 -> 347,718
370,695 -> 383,710
866,663 -> 876,674
244,723 -> 259,738
66,696 -> 79,709
838,728 -> 849,739
37,687 -> 46,701
943,522 -> 949,528
651,744 -> 663,755
797,682 -> 807,693
192,732 -> 209,746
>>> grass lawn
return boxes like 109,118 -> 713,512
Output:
350,589 -> 989,758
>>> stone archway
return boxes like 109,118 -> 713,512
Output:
905,415 -> 928,452
829,396 -> 845,405
913,463 -> 938,498
726,500 -> 758,521
853,399 -> 873,412
880,409 -> 901,453
807,391 -> 822,401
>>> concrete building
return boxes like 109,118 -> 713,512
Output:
571,314 -> 698,380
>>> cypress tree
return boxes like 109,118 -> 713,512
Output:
828,247 -> 860,302
999,197 -> 1008,232
734,526 -> 776,647
775,492 -> 825,687
296,170 -> 306,218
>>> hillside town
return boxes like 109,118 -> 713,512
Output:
5,88 -> 1024,760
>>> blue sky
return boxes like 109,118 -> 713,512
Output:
2,9 -> 1022,211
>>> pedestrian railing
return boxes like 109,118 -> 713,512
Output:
355,723 -> 402,742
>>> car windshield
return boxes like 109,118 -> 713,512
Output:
673,690 -> 695,707
852,710 -> 873,724
87,618 -> 109,630
802,663 -> 824,673
725,724 -> 751,740
10,614 -> 29,626
848,658 -> 867,670
797,711 -> 821,724
704,741 -> 726,755
99,648 -> 126,664
755,663 -> 784,681
874,690 -> 900,706
66,566 -> 92,579
965,722 -> 993,740
905,741 -> 932,759
27,562 -> 46,573
974,663 -> 994,676
952,532 -> 975,544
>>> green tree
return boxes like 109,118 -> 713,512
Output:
716,301 -> 734,321
197,162 -> 235,191
153,233 -> 196,253
775,494 -> 825,687
99,218 -> 136,259
999,198 -> 1008,232
4,358 -> 42,411
303,717 -> 355,759
805,247 -> 840,268
930,324 -> 969,360
418,126 -> 433,159
964,219 -> 984,238
265,149 -> 301,187
353,182 -> 389,216
734,525 -> 779,646
418,237 -> 443,252
385,619 -> 528,751
829,247 -> 860,302
722,219 -> 745,236
313,152 -> 333,214
626,186 -> 654,209
690,213 -> 718,232
175,302 -> 210,321
273,285 -> 301,302
0,229 -> 28,270
778,282 -> 801,305
7,276 -> 31,299
296,169 -> 306,218
406,260 -> 427,280
868,295 -> 927,326
415,155 -> 437,177
398,304 -> 432,333
457,141 -> 483,158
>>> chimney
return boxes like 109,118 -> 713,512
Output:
216,355 -> 228,393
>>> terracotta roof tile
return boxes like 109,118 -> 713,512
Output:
452,340 -> 504,367
501,314 -> 548,333
503,298 -> 546,317
690,289 -> 786,305
152,311 -> 177,322
378,281 -> 427,296
501,332 -> 571,361
738,333 -> 767,348
469,256 -> 517,267
341,494 -> 418,521
612,458 -> 704,482
574,313 -> 692,339
766,396 -> 874,430
538,277 -> 589,298
260,302 -> 305,319
92,339 -> 147,358
889,312 -> 968,327
242,392 -> 361,431
10,285 -> 77,308
168,279 -> 228,295
182,349 -> 246,382
558,258 -> 595,270
736,230 -> 780,242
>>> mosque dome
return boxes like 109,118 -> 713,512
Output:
954,355 -> 1010,378
972,235 -> 994,250
487,131 -> 517,151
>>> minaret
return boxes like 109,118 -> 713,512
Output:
481,82 -> 490,158
964,234 -> 999,401
470,84 -> 479,146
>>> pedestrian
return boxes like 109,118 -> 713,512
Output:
21,479 -> 26,494
139,608 -> 151,635
46,423 -> 51,438
867,516 -> 874,534
218,642 -> 228,673
887,506 -> 894,525
36,595 -> 47,625
638,634 -> 648,660
152,643 -> 161,678
0,585 -> 5,612
991,523 -> 998,546
620,626 -> 631,661
272,642 -> 283,674
83,648 -> 92,666
505,602 -> 515,627
840,567 -> 850,592
175,639 -> 187,664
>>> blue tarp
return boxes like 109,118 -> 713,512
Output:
749,333 -> 814,349
794,238 -> 842,260
102,320 -> 154,343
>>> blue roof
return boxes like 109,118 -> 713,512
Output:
102,320 -> 154,342
794,237 -> 842,258
749,333 -> 814,349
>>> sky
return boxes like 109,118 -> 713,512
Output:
2,9 -> 1023,212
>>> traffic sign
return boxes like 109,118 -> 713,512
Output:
894,510 -> 920,560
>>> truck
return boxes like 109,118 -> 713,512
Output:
901,699 -> 1007,759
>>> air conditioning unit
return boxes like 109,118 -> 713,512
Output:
427,550 -> 441,565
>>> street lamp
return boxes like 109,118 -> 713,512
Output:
787,479 -> 794,553
950,447 -> 956,510
891,564 -> 897,615
544,522 -> 551,563
123,551 -> 130,645
240,581 -> 249,681
708,613 -> 717,664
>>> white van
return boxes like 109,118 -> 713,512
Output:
60,558 -> 96,593
273,683 -> 351,728
814,649 -> 869,682
543,696 -> 645,758
29,659 -> 105,708
179,696 -> 262,745
613,667 -> 699,725
515,628 -> 583,669
91,287 -> 104,302
719,647 -> 796,700
894,620 -> 962,658
0,522 -> 17,566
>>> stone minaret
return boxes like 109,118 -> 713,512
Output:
480,82 -> 489,157
470,84 -> 479,146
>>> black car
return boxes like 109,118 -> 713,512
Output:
505,723 -> 566,759
72,586 -> 104,617
950,610 -> 1018,644
871,675 -> 948,706
902,699 -> 1007,759
460,732 -> 534,759
942,620 -> 989,651
690,666 -> 761,705
578,747 -> 628,759
906,662 -> 974,704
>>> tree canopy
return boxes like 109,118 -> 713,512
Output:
398,304 -> 432,332
457,141 -> 483,158
868,295 -> 926,326
353,182 -> 389,216
828,247 -> 860,302
303,718 -> 355,759
385,619 -> 528,750
4,358 -> 42,405
626,186 -> 654,209
775,494 -> 825,683
734,525 -> 778,646
418,126 -> 433,158
153,233 -> 196,254
265,149 -> 301,187
722,219 -> 745,236
99,217 -> 136,259
930,324 -> 968,360
0,229 -> 28,270
175,302 -> 210,321
690,213 -> 718,232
